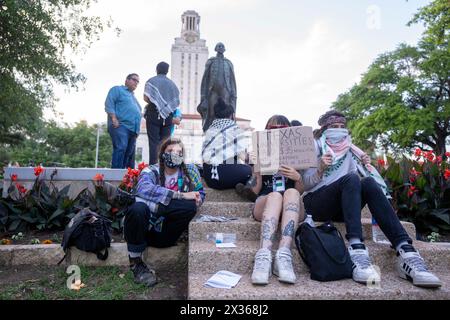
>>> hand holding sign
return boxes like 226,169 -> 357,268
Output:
278,165 -> 301,182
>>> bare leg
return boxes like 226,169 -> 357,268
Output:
252,195 -> 267,222
260,192 -> 283,250
251,192 -> 282,285
279,189 -> 303,249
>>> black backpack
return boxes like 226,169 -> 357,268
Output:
295,221 -> 353,282
58,208 -> 112,265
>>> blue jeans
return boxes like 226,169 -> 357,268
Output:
303,173 -> 412,247
108,125 -> 137,169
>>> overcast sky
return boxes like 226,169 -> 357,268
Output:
51,0 -> 430,131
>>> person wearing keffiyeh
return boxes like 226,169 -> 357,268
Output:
201,98 -> 252,190
143,62 -> 180,164
301,110 -> 442,288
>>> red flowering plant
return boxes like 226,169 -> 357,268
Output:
120,168 -> 141,192
0,166 -> 85,233
379,149 -> 450,235
90,162 -> 148,231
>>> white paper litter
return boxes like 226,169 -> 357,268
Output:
216,243 -> 237,248
204,270 -> 242,289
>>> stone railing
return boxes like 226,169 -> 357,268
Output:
2,167 -> 127,199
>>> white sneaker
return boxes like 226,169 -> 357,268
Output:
251,248 -> 272,285
397,244 -> 442,288
348,243 -> 380,285
273,247 -> 296,284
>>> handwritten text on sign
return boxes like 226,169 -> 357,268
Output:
253,126 -> 317,174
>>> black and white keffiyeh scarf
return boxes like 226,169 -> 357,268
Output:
202,119 -> 249,181
144,75 -> 180,119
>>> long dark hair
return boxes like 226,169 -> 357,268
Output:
214,97 -> 234,119
158,137 -> 192,190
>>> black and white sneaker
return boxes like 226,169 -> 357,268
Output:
130,257 -> 158,287
348,243 -> 380,285
397,244 -> 442,288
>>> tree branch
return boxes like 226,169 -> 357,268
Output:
417,134 -> 436,149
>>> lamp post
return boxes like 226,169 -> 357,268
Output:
95,124 -> 104,168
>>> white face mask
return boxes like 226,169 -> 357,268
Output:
323,128 -> 349,144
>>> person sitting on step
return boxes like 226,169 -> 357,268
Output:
301,110 -> 441,288
124,137 -> 205,287
202,98 -> 253,191
250,115 -> 305,285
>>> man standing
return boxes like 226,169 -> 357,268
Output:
105,73 -> 142,168
143,62 -> 180,164
197,42 -> 237,132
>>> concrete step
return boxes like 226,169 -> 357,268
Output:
189,240 -> 450,275
200,198 -> 372,220
361,206 -> 371,219
189,217 -> 416,242
0,242 -> 187,267
204,187 -> 250,203
188,270 -> 450,300
198,201 -> 254,218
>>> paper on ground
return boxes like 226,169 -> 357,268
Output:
216,243 -> 236,248
204,270 -> 242,289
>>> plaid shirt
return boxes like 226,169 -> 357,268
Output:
135,164 -> 205,214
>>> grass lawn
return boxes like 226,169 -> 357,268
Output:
0,264 -> 187,300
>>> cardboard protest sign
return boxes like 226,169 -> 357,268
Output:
252,126 -> 317,174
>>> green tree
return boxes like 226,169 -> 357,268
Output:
333,0 -> 449,156
0,0 -> 117,145
6,121 -> 112,168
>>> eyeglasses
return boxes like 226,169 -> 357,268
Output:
267,124 -> 289,129
129,78 -> 139,83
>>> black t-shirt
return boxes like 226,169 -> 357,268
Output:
145,102 -> 173,126
259,173 -> 296,196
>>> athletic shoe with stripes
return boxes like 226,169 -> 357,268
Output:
348,243 -> 380,285
397,244 -> 442,288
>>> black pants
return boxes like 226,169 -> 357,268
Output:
203,163 -> 252,190
145,103 -> 173,164
303,173 -> 412,247
124,200 -> 197,253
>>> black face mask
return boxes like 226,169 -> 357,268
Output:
161,152 -> 183,168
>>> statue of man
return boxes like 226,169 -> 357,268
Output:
197,42 -> 237,132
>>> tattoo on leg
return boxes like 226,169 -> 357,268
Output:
262,221 -> 271,241
285,202 -> 299,214
270,217 -> 278,241
282,220 -> 295,238
262,217 -> 278,242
